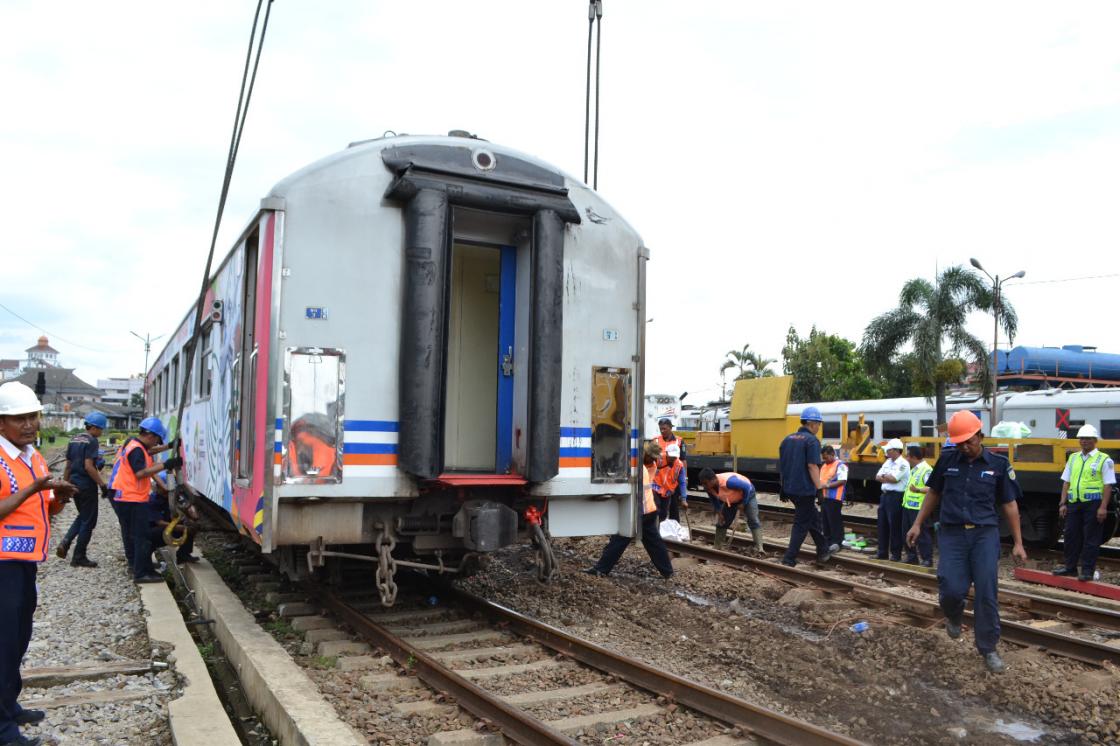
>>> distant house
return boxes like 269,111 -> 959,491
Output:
0,359 -> 19,381
14,366 -> 103,430
25,336 -> 60,369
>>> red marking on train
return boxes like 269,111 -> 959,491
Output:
1055,408 -> 1071,429
429,474 -> 528,487
1013,567 -> 1120,601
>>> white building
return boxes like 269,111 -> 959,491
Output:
24,336 -> 60,370
98,376 -> 143,406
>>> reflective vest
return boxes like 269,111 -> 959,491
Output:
715,472 -> 751,506
821,460 -> 846,501
110,439 -> 153,503
0,447 -> 53,562
654,459 -> 685,497
655,434 -> 684,468
1067,450 -> 1110,503
902,461 -> 933,511
642,463 -> 657,515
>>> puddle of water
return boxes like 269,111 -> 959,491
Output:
989,719 -> 1045,743
674,590 -> 713,607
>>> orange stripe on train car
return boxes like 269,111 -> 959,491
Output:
344,454 -> 398,466
559,457 -> 592,468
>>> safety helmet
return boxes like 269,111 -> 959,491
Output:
1076,424 -> 1100,440
138,416 -> 168,443
800,406 -> 824,423
84,411 -> 108,429
885,438 -> 904,452
947,410 -> 983,445
665,443 -> 681,458
0,382 -> 43,416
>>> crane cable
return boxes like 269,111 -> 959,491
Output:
164,0 -> 275,547
583,1 -> 603,188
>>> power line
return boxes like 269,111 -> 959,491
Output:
0,300 -> 121,353
1010,272 -> 1120,286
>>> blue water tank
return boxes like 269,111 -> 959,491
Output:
997,346 -> 1120,382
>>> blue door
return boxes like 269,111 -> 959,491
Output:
495,246 -> 517,472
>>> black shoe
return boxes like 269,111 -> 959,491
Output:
1052,566 -> 1078,577
2,735 -> 43,745
135,574 -> 164,584
55,541 -> 70,560
177,554 -> 201,564
815,550 -> 832,565
946,617 -> 962,639
920,560 -> 933,568
70,557 -> 98,568
983,651 -> 1006,673
583,568 -> 607,577
1078,573 -> 1093,582
14,708 -> 45,725
660,572 -> 673,580
779,558 -> 797,568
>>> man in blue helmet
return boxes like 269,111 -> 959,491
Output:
779,406 -> 834,566
57,412 -> 110,568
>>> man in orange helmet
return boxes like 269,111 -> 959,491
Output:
906,410 -> 1027,674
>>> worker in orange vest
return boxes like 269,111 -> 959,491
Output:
0,381 -> 77,746
653,443 -> 687,521
108,417 -> 181,583
698,468 -> 763,552
655,418 -> 686,469
585,442 -> 673,579
819,445 -> 848,553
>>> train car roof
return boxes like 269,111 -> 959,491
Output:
786,393 -> 999,416
1003,387 -> 1120,408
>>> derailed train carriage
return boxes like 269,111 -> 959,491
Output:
145,133 -> 648,604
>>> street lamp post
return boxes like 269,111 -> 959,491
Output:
130,331 -> 163,412
969,258 -> 1025,427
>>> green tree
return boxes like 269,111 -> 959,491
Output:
861,265 -> 1017,427
129,392 -> 145,409
782,326 -> 883,402
720,345 -> 775,382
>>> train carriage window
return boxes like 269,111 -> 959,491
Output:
822,421 -> 840,440
170,355 -> 180,411
919,419 -> 935,437
283,348 -> 344,484
235,233 -> 259,480
198,327 -> 213,399
591,367 -> 631,483
883,420 -> 912,439
1100,420 -> 1120,440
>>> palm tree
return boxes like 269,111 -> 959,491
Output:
861,265 -> 1017,427
721,345 -> 776,381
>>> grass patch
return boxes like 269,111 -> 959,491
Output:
263,618 -> 294,636
311,655 -> 337,670
197,641 -> 216,659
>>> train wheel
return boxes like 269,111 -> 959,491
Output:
1016,498 -> 1060,548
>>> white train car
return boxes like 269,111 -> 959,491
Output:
145,133 -> 647,602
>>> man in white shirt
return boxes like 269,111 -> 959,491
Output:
1054,425 -> 1116,582
875,438 -> 910,562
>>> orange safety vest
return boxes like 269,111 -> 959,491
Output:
642,463 -> 657,515
110,439 -> 153,503
655,433 -> 685,468
715,472 -> 751,507
654,459 -> 685,496
820,460 -> 846,501
0,447 -> 54,562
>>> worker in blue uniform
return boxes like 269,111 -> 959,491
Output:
906,410 -> 1027,673
778,406 -> 833,567
57,412 -> 109,568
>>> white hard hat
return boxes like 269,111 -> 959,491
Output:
0,382 -> 43,416
665,443 -> 680,458
885,438 -> 904,452
1077,424 -> 1100,439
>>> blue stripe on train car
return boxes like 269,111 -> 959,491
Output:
342,443 -> 399,455
559,447 -> 592,458
559,427 -> 592,438
344,420 -> 400,432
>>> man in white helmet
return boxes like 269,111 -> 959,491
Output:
0,382 -> 77,746
874,438 -> 910,562
1054,424 -> 1115,582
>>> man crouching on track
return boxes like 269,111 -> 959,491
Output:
905,410 -> 1027,673
0,382 -> 77,746
698,468 -> 763,552
584,442 -> 674,579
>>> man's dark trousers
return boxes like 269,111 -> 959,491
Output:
116,501 -> 154,578
938,525 -> 1001,653
1063,501 -> 1104,575
877,490 -> 905,560
820,499 -> 844,548
0,561 -> 37,743
62,485 -> 99,560
782,495 -> 827,564
592,513 -> 673,577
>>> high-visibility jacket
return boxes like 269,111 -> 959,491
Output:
0,447 -> 53,562
654,459 -> 685,498
821,460 -> 846,501
902,461 -> 933,511
110,439 -> 153,503
714,472 -> 753,507
642,463 -> 657,515
1067,450 -> 1111,503
655,433 -> 685,468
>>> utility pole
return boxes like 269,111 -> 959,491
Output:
130,331 -> 163,411
969,259 -> 1025,427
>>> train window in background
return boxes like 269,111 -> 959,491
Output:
1063,420 -> 1085,439
283,348 -> 345,485
883,420 -> 912,438
920,419 -> 935,437
170,354 -> 180,410
199,326 -> 213,399
590,366 -> 631,483
1101,420 -> 1120,439
822,421 -> 840,440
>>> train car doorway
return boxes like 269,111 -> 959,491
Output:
444,241 -> 516,472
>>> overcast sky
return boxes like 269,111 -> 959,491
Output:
3,1 -> 1118,402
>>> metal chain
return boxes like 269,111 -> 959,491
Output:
374,527 -> 398,606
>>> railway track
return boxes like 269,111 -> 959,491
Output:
316,585 -> 864,746
665,535 -> 1120,668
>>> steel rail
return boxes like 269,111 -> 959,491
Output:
318,589 -> 578,746
447,587 -> 865,746
664,538 -> 1120,667
689,525 -> 1120,633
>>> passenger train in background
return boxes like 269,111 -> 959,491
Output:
144,132 -> 650,604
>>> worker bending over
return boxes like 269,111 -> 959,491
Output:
698,468 -> 762,552
1054,424 -> 1115,582
901,445 -> 933,567
875,438 -> 910,562
653,443 -> 687,522
819,445 -> 847,553
779,406 -> 833,567
906,410 -> 1026,673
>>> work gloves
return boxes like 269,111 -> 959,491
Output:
163,456 -> 184,471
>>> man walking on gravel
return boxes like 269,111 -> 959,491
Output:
57,412 -> 110,568
906,410 -> 1027,673
778,406 -> 833,567
0,382 -> 77,746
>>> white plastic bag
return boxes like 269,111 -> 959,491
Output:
659,518 -> 690,542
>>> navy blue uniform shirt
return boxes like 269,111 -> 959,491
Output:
927,447 -> 1021,527
778,427 -> 822,497
65,432 -> 100,489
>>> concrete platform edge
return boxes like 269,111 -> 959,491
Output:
138,565 -> 240,746
182,557 -> 366,746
